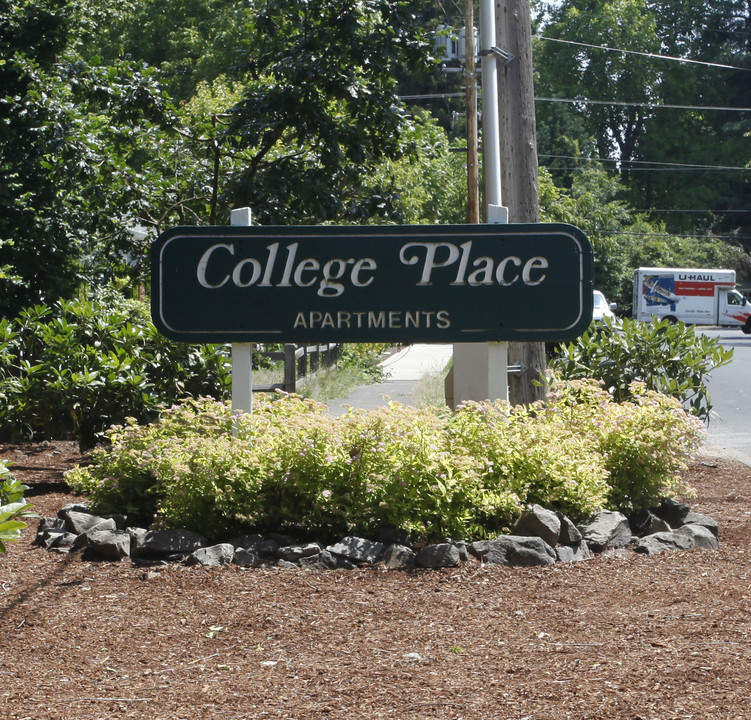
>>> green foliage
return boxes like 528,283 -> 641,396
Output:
366,110 -> 468,225
0,460 -> 36,552
535,0 -> 751,243
223,0 -> 432,224
539,167 -> 749,310
67,386 -> 704,542
549,316 -> 733,422
336,344 -> 391,383
0,288 -> 231,448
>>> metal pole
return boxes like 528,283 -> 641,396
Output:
480,0 -> 503,212
465,0 -> 480,224
451,0 -> 509,406
230,207 -> 253,419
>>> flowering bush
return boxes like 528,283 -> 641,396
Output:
66,384 -> 705,543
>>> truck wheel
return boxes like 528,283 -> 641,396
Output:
664,315 -> 678,324
743,319 -> 751,335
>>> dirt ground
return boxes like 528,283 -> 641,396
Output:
1,440 -> 751,720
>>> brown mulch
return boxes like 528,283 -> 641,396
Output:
1,441 -> 751,720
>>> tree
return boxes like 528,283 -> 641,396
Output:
0,0 -> 78,314
223,0 -> 433,225
535,0 -> 751,244
69,0 -> 256,102
536,0 -> 661,171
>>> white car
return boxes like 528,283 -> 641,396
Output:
593,290 -> 617,323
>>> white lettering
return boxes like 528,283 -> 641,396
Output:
231,257 -> 262,288
293,257 -> 318,288
399,242 -> 461,285
197,243 -> 234,288
351,258 -> 376,288
468,257 -> 494,286
496,256 -> 521,286
522,257 -> 548,286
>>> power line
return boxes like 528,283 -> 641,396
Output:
539,154 -> 751,172
536,36 -> 751,72
536,96 -> 751,112
400,92 -> 751,113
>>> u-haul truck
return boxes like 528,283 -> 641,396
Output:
633,267 -> 751,334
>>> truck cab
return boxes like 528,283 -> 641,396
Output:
718,288 -> 751,330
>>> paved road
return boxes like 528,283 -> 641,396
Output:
326,344 -> 453,417
702,327 -> 751,463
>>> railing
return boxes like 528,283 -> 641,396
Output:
253,343 -> 341,394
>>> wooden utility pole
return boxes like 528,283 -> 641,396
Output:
496,0 -> 547,404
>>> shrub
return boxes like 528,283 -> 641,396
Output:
0,460 -> 36,552
549,316 -> 733,422
0,289 -> 231,448
66,385 -> 705,543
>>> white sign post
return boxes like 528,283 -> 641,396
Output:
452,0 -> 510,405
230,207 -> 254,418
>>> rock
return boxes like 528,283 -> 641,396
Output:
327,536 -> 385,564
579,511 -> 632,552
653,498 -> 690,527
416,543 -> 461,568
234,548 -> 264,568
299,550 -> 357,570
629,509 -> 672,536
634,530 -> 696,556
231,535 -> 280,559
60,510 -> 115,536
186,543 -> 235,567
513,504 -> 561,547
86,529 -> 131,560
555,541 -> 591,563
42,530 -> 78,551
469,535 -> 557,567
132,529 -> 207,557
682,512 -> 719,538
676,524 -> 719,550
380,544 -> 417,569
276,543 -> 323,562
557,513 -> 583,545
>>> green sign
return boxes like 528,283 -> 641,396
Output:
151,223 -> 593,343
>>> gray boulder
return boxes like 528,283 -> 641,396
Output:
132,528 -> 207,557
513,504 -> 561,547
634,530 -> 695,556
579,511 -> 632,551
416,543 -> 461,569
380,544 -> 417,569
61,510 -> 115,536
555,541 -> 591,563
654,498 -> 690,527
233,548 -> 264,568
557,513 -> 583,545
469,535 -> 557,567
276,543 -> 323,562
186,543 -> 235,567
682,512 -> 719,538
86,529 -> 132,559
630,509 -> 672,536
299,550 -> 358,570
676,524 -> 720,550
327,536 -> 385,564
